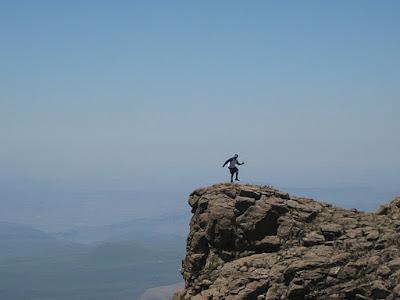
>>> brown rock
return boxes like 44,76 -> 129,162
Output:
387,258 -> 400,271
239,188 -> 261,199
255,235 -> 282,252
393,283 -> 400,296
236,201 -> 286,240
234,196 -> 256,214
320,223 -> 342,240
303,232 -> 325,246
365,230 -> 380,241
287,284 -> 305,300
370,280 -> 391,299
221,188 -> 237,198
376,265 -> 391,277
175,184 -> 400,300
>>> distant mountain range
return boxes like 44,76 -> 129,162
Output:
51,211 -> 190,244
0,222 -> 88,260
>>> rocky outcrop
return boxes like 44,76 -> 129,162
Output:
174,184 -> 400,300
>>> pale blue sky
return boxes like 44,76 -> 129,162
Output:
1,1 -> 399,192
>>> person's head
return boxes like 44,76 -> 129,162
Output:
234,154 -> 239,158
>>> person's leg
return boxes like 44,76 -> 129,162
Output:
235,168 -> 240,181
229,168 -> 234,183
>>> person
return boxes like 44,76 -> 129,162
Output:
222,154 -> 245,183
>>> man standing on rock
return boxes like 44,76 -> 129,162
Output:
222,154 -> 245,183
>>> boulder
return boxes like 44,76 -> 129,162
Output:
302,232 -> 325,246
175,184 -> 400,299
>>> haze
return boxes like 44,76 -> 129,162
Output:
1,1 -> 400,231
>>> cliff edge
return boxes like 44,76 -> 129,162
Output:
174,183 -> 400,300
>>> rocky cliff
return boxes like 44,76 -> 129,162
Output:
174,183 -> 400,300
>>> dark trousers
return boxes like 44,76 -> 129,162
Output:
228,167 -> 239,182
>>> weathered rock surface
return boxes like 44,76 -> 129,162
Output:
173,183 -> 400,300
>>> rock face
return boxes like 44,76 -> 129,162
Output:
173,183 -> 400,300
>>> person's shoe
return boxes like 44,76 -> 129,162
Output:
235,178 -> 240,181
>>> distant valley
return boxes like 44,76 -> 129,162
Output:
0,217 -> 186,300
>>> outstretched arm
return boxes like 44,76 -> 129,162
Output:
222,158 -> 231,167
237,161 -> 245,165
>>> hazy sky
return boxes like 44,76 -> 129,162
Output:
1,1 -> 400,192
